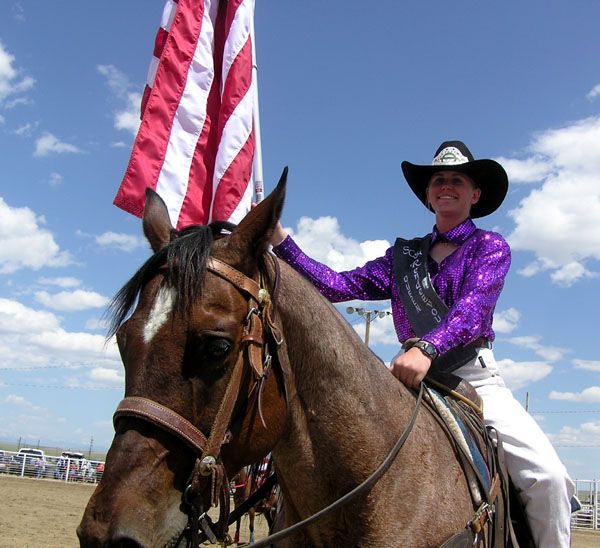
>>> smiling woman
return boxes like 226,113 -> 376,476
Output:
270,140 -> 574,547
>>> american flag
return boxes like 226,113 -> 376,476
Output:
114,0 -> 257,229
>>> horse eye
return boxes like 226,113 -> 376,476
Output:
205,338 -> 232,358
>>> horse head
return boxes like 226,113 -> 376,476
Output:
78,170 -> 290,547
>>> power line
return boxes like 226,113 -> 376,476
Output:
0,363 -> 112,371
0,382 -> 120,391
555,444 -> 600,448
531,410 -> 600,414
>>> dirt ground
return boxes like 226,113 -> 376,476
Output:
0,474 -> 597,547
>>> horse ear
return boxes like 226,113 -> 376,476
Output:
227,167 -> 287,266
143,188 -> 174,253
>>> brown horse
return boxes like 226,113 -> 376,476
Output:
231,467 -> 255,545
77,171 -> 478,547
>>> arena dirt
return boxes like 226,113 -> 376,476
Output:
0,475 -> 596,547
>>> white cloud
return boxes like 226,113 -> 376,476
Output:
495,156 -> 552,184
89,367 -> 123,385
0,298 -> 60,333
4,96 -> 31,109
38,276 -> 81,288
0,40 -> 35,104
0,298 -> 120,372
549,386 -> 600,403
12,3 -> 25,22
97,64 -> 130,96
48,172 -> 63,187
14,122 -> 36,137
586,83 -> 600,101
85,317 -> 110,331
97,64 -> 141,136
0,197 -> 72,273
5,395 -> 40,411
549,262 -> 596,287
505,335 -> 568,362
115,92 -> 142,135
496,358 -> 553,391
289,216 -> 390,271
572,359 -> 600,372
493,307 -> 521,334
548,421 -> 600,447
34,132 -> 81,157
96,231 -> 145,252
506,116 -> 600,286
35,289 -> 109,312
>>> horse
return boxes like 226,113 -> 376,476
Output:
231,457 -> 279,544
77,170 -> 492,547
231,467 -> 256,545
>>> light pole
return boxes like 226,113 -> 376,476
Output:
346,306 -> 392,347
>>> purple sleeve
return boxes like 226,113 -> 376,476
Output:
272,235 -> 393,302
424,233 -> 511,355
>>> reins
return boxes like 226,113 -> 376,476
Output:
249,383 -> 425,548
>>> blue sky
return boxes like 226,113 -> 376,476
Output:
1,1 -> 599,478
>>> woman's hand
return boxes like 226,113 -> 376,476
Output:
389,347 -> 432,388
270,220 -> 287,247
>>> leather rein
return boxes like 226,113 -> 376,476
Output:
112,254 -> 425,547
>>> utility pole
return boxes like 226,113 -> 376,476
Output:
88,435 -> 94,459
525,392 -> 530,412
346,307 -> 392,347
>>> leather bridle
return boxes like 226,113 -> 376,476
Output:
113,254 -> 288,546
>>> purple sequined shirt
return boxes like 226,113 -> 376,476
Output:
272,218 -> 511,356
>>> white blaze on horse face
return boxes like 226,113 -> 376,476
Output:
143,285 -> 176,343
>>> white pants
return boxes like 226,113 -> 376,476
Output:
456,349 -> 574,548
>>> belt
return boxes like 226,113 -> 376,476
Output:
402,337 -> 492,351
473,337 -> 492,350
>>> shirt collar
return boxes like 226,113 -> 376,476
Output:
431,218 -> 476,246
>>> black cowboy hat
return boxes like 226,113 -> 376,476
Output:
401,140 -> 508,218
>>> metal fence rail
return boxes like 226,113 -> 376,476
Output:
572,479 -> 599,530
0,449 -> 104,483
2,449 -> 599,531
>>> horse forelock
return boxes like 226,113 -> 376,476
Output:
107,223 -> 231,339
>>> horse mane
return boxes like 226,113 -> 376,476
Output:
106,221 -> 235,338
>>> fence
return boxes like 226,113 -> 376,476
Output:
0,449 -> 105,483
572,479 -> 599,530
1,449 -> 599,531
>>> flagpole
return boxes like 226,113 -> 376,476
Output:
250,1 -> 264,203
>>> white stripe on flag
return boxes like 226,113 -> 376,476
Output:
220,0 -> 253,94
156,0 -> 218,228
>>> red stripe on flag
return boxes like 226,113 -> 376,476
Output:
154,27 -> 169,59
180,1 -> 227,227
140,84 -> 152,118
114,0 -> 204,218
211,130 -> 255,221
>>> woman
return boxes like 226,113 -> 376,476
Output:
270,141 -> 574,547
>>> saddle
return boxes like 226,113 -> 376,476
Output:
423,371 -> 534,548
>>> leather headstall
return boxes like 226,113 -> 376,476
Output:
112,252 -> 289,546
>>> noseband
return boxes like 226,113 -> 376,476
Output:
112,254 -> 288,545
